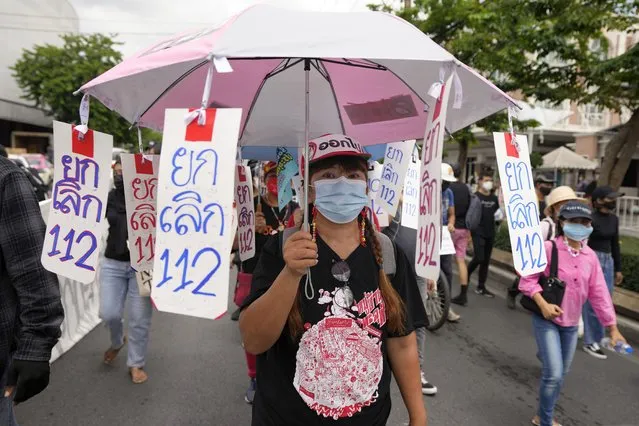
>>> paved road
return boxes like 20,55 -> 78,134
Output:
15,274 -> 639,426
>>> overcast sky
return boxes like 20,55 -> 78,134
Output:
69,0 -> 402,56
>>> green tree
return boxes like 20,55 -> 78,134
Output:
12,33 -> 157,147
369,0 -> 638,188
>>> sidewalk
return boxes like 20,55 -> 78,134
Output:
479,251 -> 639,346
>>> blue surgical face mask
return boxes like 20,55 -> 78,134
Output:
313,177 -> 368,224
562,222 -> 593,242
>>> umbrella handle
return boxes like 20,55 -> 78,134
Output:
302,59 -> 314,301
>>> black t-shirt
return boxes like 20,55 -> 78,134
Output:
588,210 -> 622,272
242,234 -> 426,426
475,192 -> 499,239
450,182 -> 470,229
241,198 -> 297,274
538,200 -> 547,222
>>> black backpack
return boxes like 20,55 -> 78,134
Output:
465,193 -> 482,232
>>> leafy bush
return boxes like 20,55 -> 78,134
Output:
493,224 -> 639,293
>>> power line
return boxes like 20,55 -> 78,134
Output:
0,24 -> 173,37
0,11 -> 212,26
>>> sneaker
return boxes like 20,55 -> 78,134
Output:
451,294 -> 467,306
475,287 -> 495,298
420,372 -> 437,396
506,291 -> 516,309
583,343 -> 607,360
245,378 -> 257,404
531,415 -> 562,426
447,309 -> 461,322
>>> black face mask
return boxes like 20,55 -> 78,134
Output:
114,175 -> 124,191
442,182 -> 450,192
539,186 -> 552,196
601,201 -> 617,211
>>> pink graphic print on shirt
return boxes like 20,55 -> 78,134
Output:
293,288 -> 386,420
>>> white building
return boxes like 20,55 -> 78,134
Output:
0,0 -> 79,154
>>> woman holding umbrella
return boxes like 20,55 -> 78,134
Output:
239,134 -> 427,425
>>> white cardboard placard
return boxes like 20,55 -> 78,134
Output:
415,74 -> 453,280
235,165 -> 256,261
401,151 -> 420,230
367,161 -> 389,228
493,132 -> 547,276
42,121 -> 113,284
152,108 -> 241,320
121,154 -> 159,272
376,140 -> 416,217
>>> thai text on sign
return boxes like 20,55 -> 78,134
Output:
401,149 -> 420,230
367,161 -> 389,228
376,140 -> 416,217
152,108 -> 241,320
121,154 -> 159,273
415,74 -> 453,280
42,122 -> 113,284
235,165 -> 256,261
493,132 -> 547,276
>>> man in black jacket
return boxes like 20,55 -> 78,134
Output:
0,148 -> 64,423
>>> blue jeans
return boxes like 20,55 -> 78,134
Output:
582,251 -> 614,346
0,395 -> 18,426
99,257 -> 152,367
532,315 -> 578,426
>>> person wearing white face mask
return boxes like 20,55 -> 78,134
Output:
518,201 -> 626,426
466,170 -> 499,299
239,134 -> 427,426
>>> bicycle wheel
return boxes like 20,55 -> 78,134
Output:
425,270 -> 451,331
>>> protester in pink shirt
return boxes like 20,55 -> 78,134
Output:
518,201 -> 626,426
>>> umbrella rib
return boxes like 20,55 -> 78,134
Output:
365,59 -> 430,107
134,59 -> 209,126
317,60 -> 345,134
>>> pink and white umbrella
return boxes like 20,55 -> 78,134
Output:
77,4 -> 515,149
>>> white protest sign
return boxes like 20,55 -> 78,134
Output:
367,161 -> 389,228
401,150 -> 420,230
152,108 -> 241,320
440,226 -> 456,255
493,132 -> 547,276
121,154 -> 159,272
42,121 -> 112,284
416,74 -> 453,280
377,140 -> 416,217
235,165 -> 256,261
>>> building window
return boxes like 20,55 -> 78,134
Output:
465,156 -> 477,183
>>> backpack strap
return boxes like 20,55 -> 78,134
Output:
375,231 -> 397,278
549,240 -> 558,278
279,228 -> 397,278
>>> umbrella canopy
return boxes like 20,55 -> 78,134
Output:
538,146 -> 598,170
78,4 -> 515,147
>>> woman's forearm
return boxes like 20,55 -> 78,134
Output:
239,267 -> 301,354
387,332 -> 427,425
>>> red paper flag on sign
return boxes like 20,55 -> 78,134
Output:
504,132 -> 519,159
185,109 -> 217,142
237,165 -> 248,183
134,153 -> 154,175
71,126 -> 94,158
